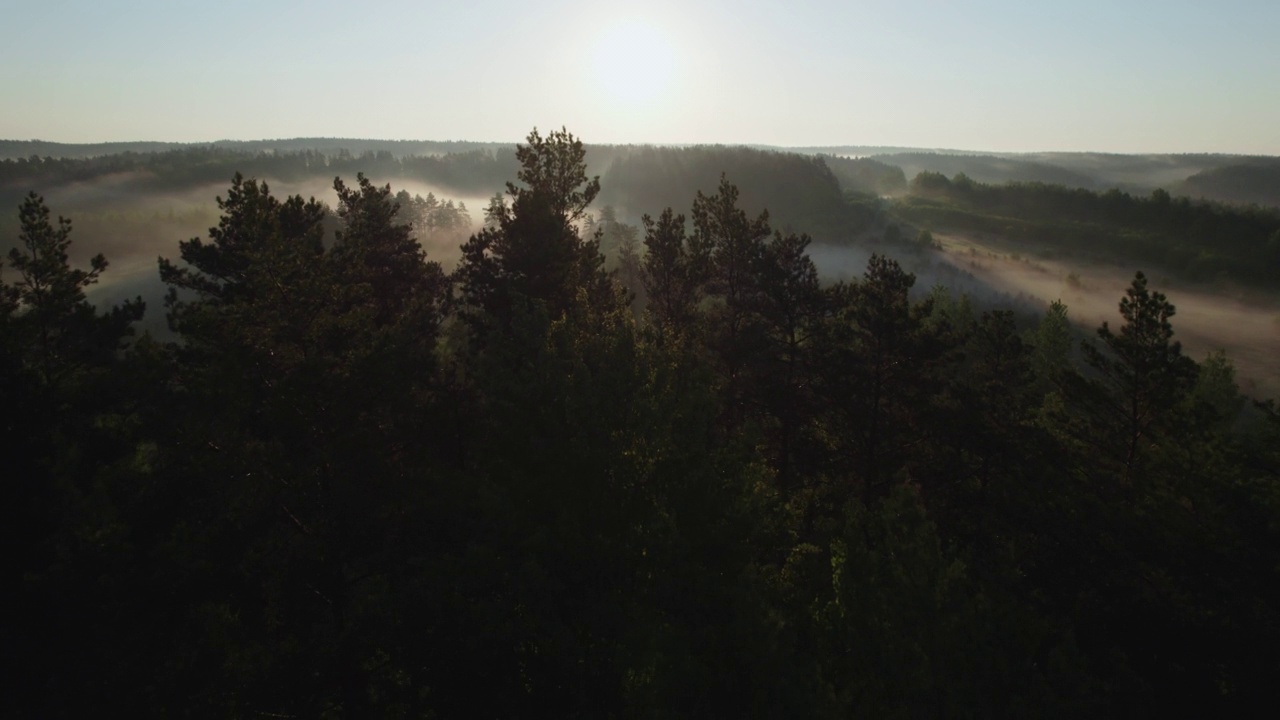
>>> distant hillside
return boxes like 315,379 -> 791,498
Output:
1026,152 -> 1237,189
0,138 -> 513,160
876,153 -> 1099,189
1176,160 -> 1280,208
788,145 -> 961,157
803,149 -> 1256,195
893,172 -> 1280,289
597,146 -> 862,240
0,146 -> 522,215
0,140 -> 188,158
9,139 -> 1275,200
822,156 -> 908,196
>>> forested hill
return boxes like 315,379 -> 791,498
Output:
6,127 -> 1280,717
801,148 -> 1264,198
893,172 -> 1280,288
597,145 -> 857,238
0,146 -> 524,218
0,144 -> 875,244
819,155 -> 908,196
866,152 -> 1102,189
0,138 -> 512,160
10,139 -> 1277,207
1177,160 -> 1280,208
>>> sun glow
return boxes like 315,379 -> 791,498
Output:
589,19 -> 679,114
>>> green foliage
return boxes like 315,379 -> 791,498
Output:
821,154 -> 908,196
394,188 -> 472,246
640,206 -> 699,342
597,144 -> 864,240
894,175 -> 1280,288
884,152 -> 1100,189
3,192 -> 148,715
695,176 -> 772,311
0,145 -> 520,214
1190,349 -> 1245,426
1177,160 -> 1280,207
455,127 -> 616,327
910,170 -> 953,197
827,255 -> 945,496
1080,272 -> 1199,480
1031,299 -> 1073,389
333,173 -> 448,324
816,485 -> 1097,717
9,130 -> 1280,718
4,192 -> 144,384
916,228 -> 937,250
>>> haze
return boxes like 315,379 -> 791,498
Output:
3,0 -> 1278,154
8,0 -> 1280,706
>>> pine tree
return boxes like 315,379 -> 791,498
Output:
825,254 -> 942,499
1081,271 -> 1198,481
455,128 -> 615,325
5,191 -> 143,386
641,207 -> 699,344
2,192 -> 145,715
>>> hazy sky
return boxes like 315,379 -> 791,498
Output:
2,0 -> 1277,153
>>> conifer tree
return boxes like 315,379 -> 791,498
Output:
2,192 -> 145,716
6,191 -> 143,386
641,207 -> 699,343
1081,271 -> 1198,481
455,128 -> 614,325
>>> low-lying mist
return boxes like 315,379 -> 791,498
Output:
10,168 -> 1276,400
2,172 -> 492,335
931,231 -> 1280,397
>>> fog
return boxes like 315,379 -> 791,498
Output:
931,231 -> 1280,397
8,165 -> 1276,399
808,238 -> 1039,312
9,171 -> 488,265
2,172 -> 491,336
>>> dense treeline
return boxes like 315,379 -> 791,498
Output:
874,152 -> 1101,189
821,155 -> 908,196
0,144 -> 870,244
5,129 -> 1279,717
1177,160 -> 1280,208
597,145 -> 875,240
811,150 -> 1239,193
0,138 -> 513,161
897,172 -> 1280,288
0,147 -> 521,208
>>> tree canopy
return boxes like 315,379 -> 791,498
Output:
5,129 -> 1280,718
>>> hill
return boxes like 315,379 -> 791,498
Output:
1176,160 -> 1280,208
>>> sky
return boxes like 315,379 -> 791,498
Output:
2,0 -> 1278,154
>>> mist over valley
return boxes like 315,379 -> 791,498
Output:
6,0 -> 1280,714
8,138 -> 1274,390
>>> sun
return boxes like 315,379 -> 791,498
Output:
589,19 -> 679,112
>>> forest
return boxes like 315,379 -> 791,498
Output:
895,171 -> 1280,289
5,128 -> 1280,717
